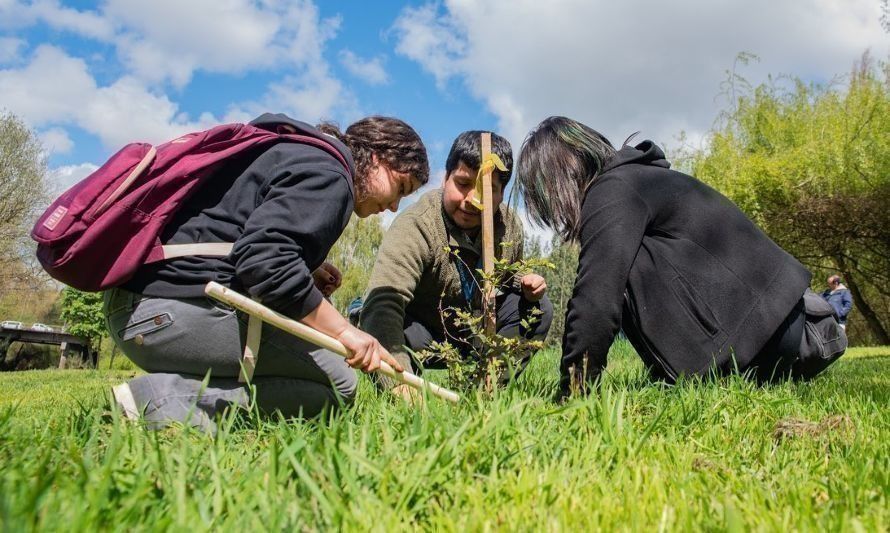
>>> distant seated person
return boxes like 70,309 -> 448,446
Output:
822,275 -> 853,329
360,131 -> 553,395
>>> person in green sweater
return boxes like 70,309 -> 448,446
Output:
360,130 -> 553,396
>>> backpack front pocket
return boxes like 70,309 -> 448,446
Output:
795,289 -> 847,378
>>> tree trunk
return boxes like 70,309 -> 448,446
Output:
837,258 -> 890,345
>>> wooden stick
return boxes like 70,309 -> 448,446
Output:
238,312 -> 261,383
480,132 -> 496,336
204,282 -> 460,403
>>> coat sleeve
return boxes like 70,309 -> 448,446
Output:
231,148 -> 352,319
841,291 -> 853,317
561,177 -> 649,395
359,213 -> 431,389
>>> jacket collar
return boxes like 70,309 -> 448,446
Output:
831,283 -> 848,293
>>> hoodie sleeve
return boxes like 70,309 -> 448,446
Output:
561,176 -> 649,395
231,145 -> 352,319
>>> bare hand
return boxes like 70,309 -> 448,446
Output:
520,273 -> 547,302
312,261 -> 342,297
336,326 -> 405,374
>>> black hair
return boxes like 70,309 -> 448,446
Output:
445,130 -> 513,185
514,116 -> 616,242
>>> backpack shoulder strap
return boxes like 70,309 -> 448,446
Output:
144,242 -> 234,263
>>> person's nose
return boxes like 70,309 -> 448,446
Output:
465,188 -> 476,205
387,198 -> 400,212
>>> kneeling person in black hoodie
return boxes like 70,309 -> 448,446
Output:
105,113 -> 429,431
514,116 -> 847,399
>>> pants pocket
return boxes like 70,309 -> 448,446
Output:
104,288 -> 135,317
118,313 -> 174,343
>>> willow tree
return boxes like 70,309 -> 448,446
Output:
692,55 -> 889,344
0,112 -> 49,290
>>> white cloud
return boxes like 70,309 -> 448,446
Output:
0,0 -> 113,39
30,0 -> 115,40
339,49 -> 389,85
48,162 -> 98,194
104,0 -> 281,87
259,69 -> 358,124
392,3 -> 464,90
82,76 -> 216,146
227,65 -> 360,126
38,126 -> 72,155
0,0 -> 35,29
0,45 -> 97,124
0,45 -> 214,148
226,2 -> 358,125
393,0 -> 890,151
3,1 -> 345,90
0,1 -> 356,153
99,0 -> 345,88
0,37 -> 25,64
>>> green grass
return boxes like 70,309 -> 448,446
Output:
0,342 -> 887,531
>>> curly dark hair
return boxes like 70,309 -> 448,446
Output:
317,117 -> 430,192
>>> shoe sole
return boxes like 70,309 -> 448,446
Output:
112,383 -> 139,421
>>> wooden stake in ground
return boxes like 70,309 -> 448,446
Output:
480,132 -> 496,336
204,282 -> 460,403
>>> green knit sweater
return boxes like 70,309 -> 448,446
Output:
360,189 -> 524,388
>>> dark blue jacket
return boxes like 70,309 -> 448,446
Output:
821,287 -> 853,324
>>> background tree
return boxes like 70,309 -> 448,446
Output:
0,111 -> 50,291
514,233 -> 580,348
59,288 -> 106,347
690,54 -> 889,344
543,236 -> 580,347
326,215 -> 384,313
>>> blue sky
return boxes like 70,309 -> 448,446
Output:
1,2 -> 493,173
1,0 -> 888,230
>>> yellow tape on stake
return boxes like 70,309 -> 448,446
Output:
469,152 -> 507,211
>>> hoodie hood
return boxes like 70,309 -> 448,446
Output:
602,140 -> 671,173
249,112 -> 356,178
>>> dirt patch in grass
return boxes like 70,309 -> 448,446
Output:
773,415 -> 853,441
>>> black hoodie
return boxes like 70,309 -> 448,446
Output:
561,141 -> 810,393
123,114 -> 356,320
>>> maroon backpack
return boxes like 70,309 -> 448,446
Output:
32,121 -> 350,291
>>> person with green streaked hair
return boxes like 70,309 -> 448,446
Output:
514,116 -> 846,400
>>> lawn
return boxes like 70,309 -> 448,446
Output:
0,342 -> 886,530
